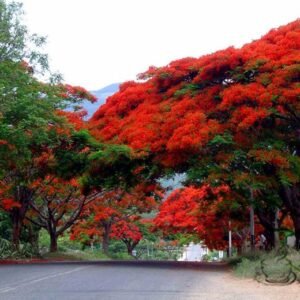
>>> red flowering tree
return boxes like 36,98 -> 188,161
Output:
89,20 -> 300,248
26,177 -> 99,252
110,219 -> 143,256
0,90 -> 97,250
0,0 -> 101,251
71,183 -> 162,255
154,185 -> 250,250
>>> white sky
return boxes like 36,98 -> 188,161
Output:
20,0 -> 300,90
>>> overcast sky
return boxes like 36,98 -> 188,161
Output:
20,0 -> 299,90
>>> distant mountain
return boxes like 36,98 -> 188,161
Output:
82,83 -> 120,118
159,173 -> 186,197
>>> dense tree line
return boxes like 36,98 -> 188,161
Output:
0,0 -> 299,257
0,0 -> 159,255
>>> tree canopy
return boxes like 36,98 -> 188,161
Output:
90,20 -> 300,249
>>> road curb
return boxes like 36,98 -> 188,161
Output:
0,259 -> 229,269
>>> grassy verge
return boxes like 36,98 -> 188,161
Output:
230,249 -> 300,280
42,249 -> 110,261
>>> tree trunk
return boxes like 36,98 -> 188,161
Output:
256,208 -> 276,250
237,246 -> 243,255
10,186 -> 33,250
27,224 -> 40,254
12,213 -> 22,251
49,232 -> 58,252
263,228 -> 275,250
102,234 -> 109,255
291,214 -> 300,250
48,224 -> 58,253
124,240 -> 139,258
102,224 -> 111,255
249,204 -> 255,251
274,208 -> 280,250
280,185 -> 300,250
127,244 -> 133,256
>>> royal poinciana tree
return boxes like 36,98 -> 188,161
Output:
90,20 -> 300,249
26,177 -> 99,252
153,184 -> 251,250
0,99 -> 98,250
110,219 -> 143,256
0,0 -> 102,250
70,183 -> 162,255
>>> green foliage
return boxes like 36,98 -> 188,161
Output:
138,223 -> 157,243
288,156 -> 300,182
0,237 -> 12,259
234,257 -> 261,278
0,0 -> 101,252
0,66 -> 59,171
169,233 -> 199,246
201,250 -> 221,262
57,234 -> 85,252
0,238 -> 36,259
174,84 -> 202,97
53,130 -> 100,179
72,130 -> 100,148
89,144 -> 132,164
43,250 -> 110,261
108,240 -> 129,258
279,172 -> 294,187
230,60 -> 266,84
39,229 -> 93,254
209,132 -> 234,147
38,228 -> 50,250
0,0 -> 48,71
0,0 -> 94,181
0,211 -> 11,240
254,139 -> 286,151
83,144 -> 150,193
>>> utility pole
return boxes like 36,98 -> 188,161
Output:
228,220 -> 232,257
147,241 -> 149,257
274,208 -> 280,250
250,188 -> 255,252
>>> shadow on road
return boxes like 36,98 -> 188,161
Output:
0,259 -> 229,270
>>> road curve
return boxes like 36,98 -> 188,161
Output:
0,262 -> 298,300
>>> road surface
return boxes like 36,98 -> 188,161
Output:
0,262 -> 298,300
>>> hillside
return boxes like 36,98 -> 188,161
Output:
83,83 -> 119,118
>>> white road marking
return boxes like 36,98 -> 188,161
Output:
0,266 -> 87,294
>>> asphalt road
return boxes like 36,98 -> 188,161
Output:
0,262 -> 298,300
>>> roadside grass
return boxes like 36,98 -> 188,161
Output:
2,229 -> 184,262
43,249 -> 135,261
42,249 -> 111,261
230,248 -> 300,280
39,230 -> 134,261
